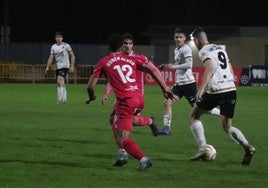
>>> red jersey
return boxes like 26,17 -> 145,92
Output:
130,51 -> 145,94
104,51 -> 165,97
92,52 -> 148,99
130,51 -> 165,95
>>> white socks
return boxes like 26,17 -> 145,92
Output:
191,120 -> 207,150
119,148 -> 128,155
163,114 -> 171,128
191,120 -> 249,151
57,87 -> 67,103
228,126 -> 249,147
57,87 -> 62,102
62,87 -> 67,102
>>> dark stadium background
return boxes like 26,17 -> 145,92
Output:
0,0 -> 267,44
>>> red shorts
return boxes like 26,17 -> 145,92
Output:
114,97 -> 144,131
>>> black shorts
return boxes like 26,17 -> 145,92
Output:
56,68 -> 69,78
171,82 -> 197,106
196,90 -> 237,118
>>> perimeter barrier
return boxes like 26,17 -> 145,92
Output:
0,63 -> 265,86
0,64 -> 104,84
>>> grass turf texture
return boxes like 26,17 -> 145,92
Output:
0,83 -> 267,188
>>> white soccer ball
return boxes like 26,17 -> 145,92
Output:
203,144 -> 217,161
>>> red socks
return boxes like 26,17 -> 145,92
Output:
135,116 -> 152,126
122,138 -> 145,160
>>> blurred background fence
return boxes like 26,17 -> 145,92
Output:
0,63 -> 101,84
1,63 -> 268,87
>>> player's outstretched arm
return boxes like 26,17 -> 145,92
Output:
101,82 -> 112,106
86,77 -> 98,104
85,87 -> 97,104
45,55 -> 54,74
163,89 -> 176,102
142,63 -> 176,102
158,63 -> 172,70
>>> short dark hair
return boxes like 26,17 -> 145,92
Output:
122,33 -> 134,43
174,28 -> 186,35
108,34 -> 123,52
191,27 -> 204,38
55,31 -> 63,37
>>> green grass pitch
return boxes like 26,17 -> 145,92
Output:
0,83 -> 267,188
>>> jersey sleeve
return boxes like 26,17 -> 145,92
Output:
65,43 -> 72,52
183,45 -> 192,58
199,50 -> 210,64
136,54 -> 149,68
50,45 -> 54,55
92,59 -> 104,78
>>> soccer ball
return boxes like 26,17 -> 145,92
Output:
203,144 -> 217,161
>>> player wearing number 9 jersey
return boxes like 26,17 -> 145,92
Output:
199,43 -> 235,93
189,27 -> 255,165
86,34 -> 175,170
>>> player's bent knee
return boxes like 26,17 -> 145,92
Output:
116,130 -> 131,144
163,99 -> 173,107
